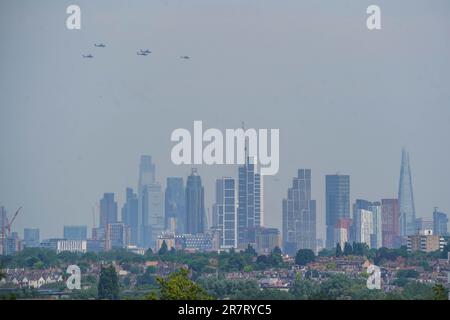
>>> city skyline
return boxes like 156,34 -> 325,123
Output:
1,1 -> 450,240
2,148 -> 448,246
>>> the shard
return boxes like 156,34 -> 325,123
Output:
398,149 -> 416,236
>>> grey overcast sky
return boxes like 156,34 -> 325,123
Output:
1,0 -> 450,240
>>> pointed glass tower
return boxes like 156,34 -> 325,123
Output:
398,149 -> 416,236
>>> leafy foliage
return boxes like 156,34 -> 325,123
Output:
156,268 -> 212,300
97,265 -> 120,300
295,249 -> 315,266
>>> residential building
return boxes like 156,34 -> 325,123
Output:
325,174 -> 350,248
282,169 -> 316,255
381,199 -> 400,248
214,177 -> 237,249
238,157 -> 262,248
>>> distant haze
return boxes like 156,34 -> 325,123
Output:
1,0 -> 450,240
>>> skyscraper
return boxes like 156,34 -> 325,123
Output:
282,169 -> 316,255
137,156 -> 164,249
369,202 -> 382,249
381,199 -> 400,248
138,155 -> 156,194
121,188 -> 139,245
398,149 -> 416,236
238,158 -> 262,247
63,225 -> 88,240
325,174 -> 350,248
165,177 -> 186,235
23,228 -> 40,248
214,177 -> 237,249
138,155 -> 156,247
99,193 -> 118,230
354,209 -> 373,247
186,168 -> 206,235
433,208 -> 448,236
141,183 -> 164,248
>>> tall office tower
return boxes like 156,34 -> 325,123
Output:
238,158 -> 262,247
282,169 -> 316,255
186,168 -> 206,235
138,155 -> 156,194
354,209 -> 373,247
121,188 -> 139,245
214,177 -> 237,249
165,177 -> 186,235
369,202 -> 382,249
398,149 -> 416,236
23,228 -> 40,248
325,174 -> 350,248
138,155 -> 156,246
433,208 -> 448,236
106,222 -> 131,251
99,193 -> 118,231
141,183 -> 164,249
63,225 -> 88,240
381,199 -> 400,248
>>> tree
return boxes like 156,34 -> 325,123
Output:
158,240 -> 168,255
269,247 -> 283,268
343,242 -> 353,256
289,278 -> 319,300
295,249 -> 315,266
156,268 -> 212,300
432,284 -> 448,300
244,244 -> 257,256
335,243 -> 343,257
97,265 -> 120,300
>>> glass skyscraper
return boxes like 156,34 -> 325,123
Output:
137,155 -> 164,249
99,193 -> 118,230
398,149 -> 416,236
282,169 -> 316,255
214,177 -> 237,249
325,174 -> 350,249
238,158 -> 262,247
186,168 -> 206,235
121,187 -> 139,245
165,177 -> 186,235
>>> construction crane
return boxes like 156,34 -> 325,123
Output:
6,207 -> 22,237
1,206 -> 21,255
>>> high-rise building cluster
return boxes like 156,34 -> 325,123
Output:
1,149 -> 448,256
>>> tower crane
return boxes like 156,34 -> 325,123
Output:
6,207 -> 22,237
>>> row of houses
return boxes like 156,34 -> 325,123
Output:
1,268 -> 64,288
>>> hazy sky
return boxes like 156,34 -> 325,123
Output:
1,0 -> 450,240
